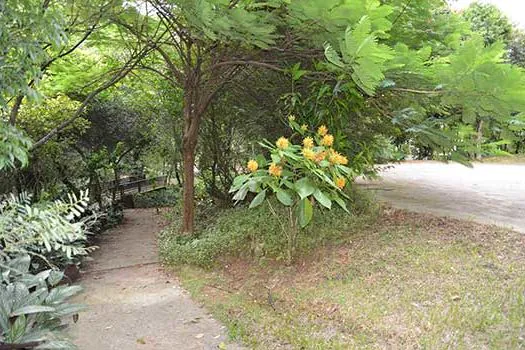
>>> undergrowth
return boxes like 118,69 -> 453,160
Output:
159,188 -> 378,267
133,186 -> 180,208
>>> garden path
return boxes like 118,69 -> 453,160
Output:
360,161 -> 525,233
70,208 -> 240,350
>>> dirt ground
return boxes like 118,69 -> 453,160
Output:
359,161 -> 525,233
69,209 -> 241,350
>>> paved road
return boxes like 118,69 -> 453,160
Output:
70,209 -> 241,350
360,161 -> 525,233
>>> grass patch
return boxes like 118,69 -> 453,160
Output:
161,202 -> 525,349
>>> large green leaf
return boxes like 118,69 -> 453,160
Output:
333,196 -> 350,213
276,189 -> 293,206
11,305 -> 55,317
297,198 -> 313,228
249,190 -> 267,208
295,177 -> 316,199
232,185 -> 249,201
313,189 -> 332,209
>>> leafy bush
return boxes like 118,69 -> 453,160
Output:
230,120 -> 355,262
0,190 -> 94,271
0,122 -> 32,171
160,188 -> 378,268
133,187 -> 179,208
0,254 -> 84,349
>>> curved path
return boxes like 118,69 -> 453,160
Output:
70,209 -> 240,349
360,161 -> 525,233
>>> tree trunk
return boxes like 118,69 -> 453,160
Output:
475,119 -> 484,160
174,162 -> 182,186
182,138 -> 196,233
9,95 -> 24,126
112,167 -> 120,204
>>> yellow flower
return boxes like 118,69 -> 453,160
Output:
302,148 -> 316,161
288,115 -> 296,122
247,159 -> 258,173
321,134 -> 334,147
328,151 -> 348,165
269,163 -> 283,177
303,137 -> 314,149
328,151 -> 340,164
318,125 -> 328,136
335,177 -> 346,189
276,137 -> 289,150
314,151 -> 327,163
301,124 -> 308,131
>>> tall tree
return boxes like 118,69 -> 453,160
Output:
118,0 -> 281,233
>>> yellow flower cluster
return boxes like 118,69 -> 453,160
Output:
301,124 -> 308,131
318,125 -> 328,136
335,177 -> 346,189
303,137 -> 314,149
328,151 -> 349,165
276,137 -> 289,150
269,163 -> 282,177
321,134 -> 334,147
302,148 -> 316,160
247,159 -> 258,172
288,115 -> 296,122
314,151 -> 327,163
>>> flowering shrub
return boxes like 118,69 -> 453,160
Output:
230,119 -> 354,261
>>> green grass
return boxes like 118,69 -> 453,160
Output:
161,204 -> 525,349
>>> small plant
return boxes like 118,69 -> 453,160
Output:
230,118 -> 354,263
0,254 -> 85,349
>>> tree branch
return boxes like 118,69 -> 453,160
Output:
209,60 -> 284,72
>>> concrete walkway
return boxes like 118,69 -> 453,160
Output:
70,209 -> 240,349
360,161 -> 525,233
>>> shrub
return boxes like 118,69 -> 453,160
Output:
0,191 -> 95,271
0,254 -> 84,349
230,120 -> 355,262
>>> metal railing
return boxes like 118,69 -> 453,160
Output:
104,176 -> 168,199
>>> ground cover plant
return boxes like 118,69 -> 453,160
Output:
162,207 -> 525,349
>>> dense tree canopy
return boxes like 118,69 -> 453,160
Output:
2,0 -> 525,232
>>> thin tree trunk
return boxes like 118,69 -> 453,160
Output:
182,139 -> 196,233
9,95 -> 24,125
174,162 -> 182,186
475,119 -> 484,160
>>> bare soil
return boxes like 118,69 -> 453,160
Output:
70,209 -> 241,350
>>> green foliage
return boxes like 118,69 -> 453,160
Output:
179,0 -> 278,48
288,0 -> 393,46
0,123 -> 32,171
436,36 -> 525,122
325,16 -> 395,96
0,0 -> 66,108
160,189 -> 377,268
230,122 -> 353,227
18,95 -> 87,141
0,254 -> 84,349
133,187 -> 179,208
0,190 -> 93,269
463,2 -> 513,46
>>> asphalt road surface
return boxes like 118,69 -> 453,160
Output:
361,161 -> 525,233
